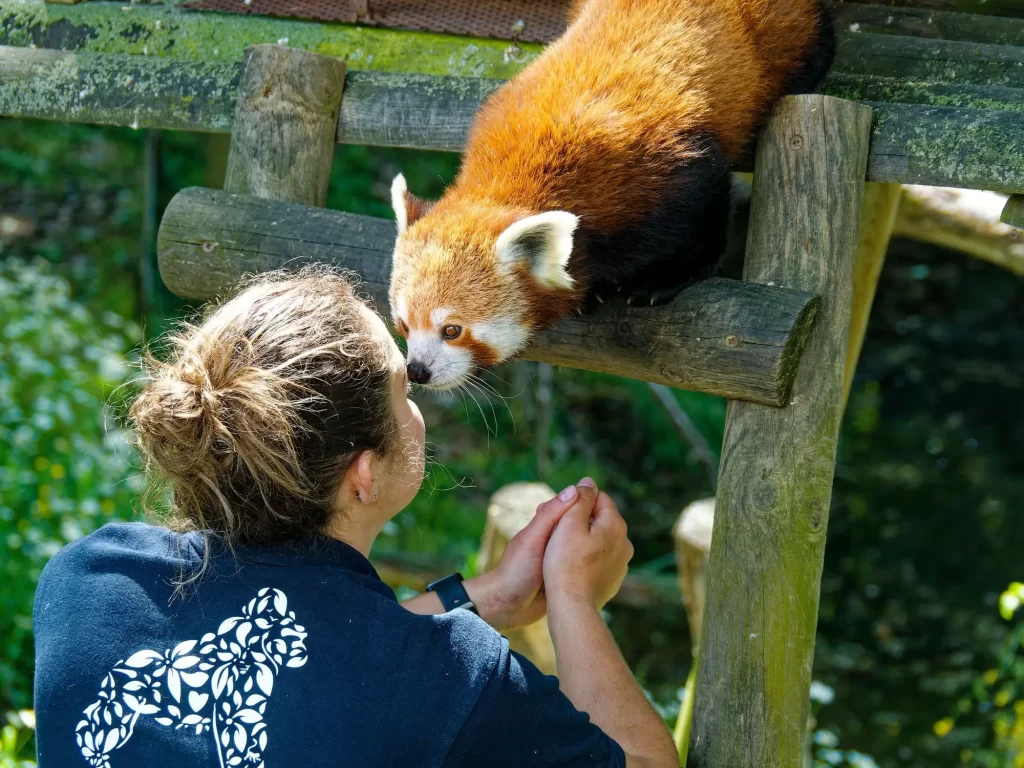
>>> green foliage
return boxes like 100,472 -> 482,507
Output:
0,258 -> 142,711
926,583 -> 1024,767
0,710 -> 36,768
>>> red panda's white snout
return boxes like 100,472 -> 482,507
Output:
389,174 -> 579,389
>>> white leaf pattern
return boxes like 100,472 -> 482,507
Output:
74,588 -> 308,767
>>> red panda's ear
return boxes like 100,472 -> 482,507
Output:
495,211 -> 579,290
391,174 -> 434,235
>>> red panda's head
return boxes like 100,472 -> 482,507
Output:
388,174 -> 579,390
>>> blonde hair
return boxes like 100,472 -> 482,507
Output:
131,267 -> 395,548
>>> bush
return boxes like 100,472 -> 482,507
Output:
0,258 -> 142,711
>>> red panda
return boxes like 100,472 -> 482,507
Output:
389,0 -> 835,389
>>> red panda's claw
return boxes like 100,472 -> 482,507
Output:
595,294 -> 604,304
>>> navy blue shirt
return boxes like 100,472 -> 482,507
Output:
34,523 -> 626,768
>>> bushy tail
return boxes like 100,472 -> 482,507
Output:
781,0 -> 837,95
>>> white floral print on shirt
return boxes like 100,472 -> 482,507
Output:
75,587 -> 308,767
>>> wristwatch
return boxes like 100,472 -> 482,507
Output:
425,573 -> 479,615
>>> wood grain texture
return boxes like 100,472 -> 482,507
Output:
3,45 -> 1024,193
690,96 -> 872,768
156,187 -> 821,406
843,183 -> 903,412
837,0 -> 1024,18
835,31 -> 1024,88
833,3 -> 1024,45
224,44 -> 345,206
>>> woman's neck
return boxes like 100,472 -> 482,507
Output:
322,512 -> 378,558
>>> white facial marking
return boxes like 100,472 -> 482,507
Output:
474,317 -> 530,363
391,174 -> 409,234
430,307 -> 454,328
495,211 -> 578,290
393,296 -> 409,328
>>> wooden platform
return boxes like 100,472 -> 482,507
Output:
2,1 -> 1024,192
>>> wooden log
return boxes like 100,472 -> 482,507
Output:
1003,195 -> 1024,229
833,3 -> 1024,45
838,0 -> 1024,19
863,102 -> 1024,195
895,186 -> 1024,274
156,187 -> 821,406
833,32 -> 1024,88
825,73 -> 1024,113
691,95 -> 872,768
4,45 -> 1024,193
843,183 -> 903,411
224,45 -> 345,206
477,483 -> 558,675
0,1 -> 540,80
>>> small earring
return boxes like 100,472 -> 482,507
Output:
371,483 -> 379,502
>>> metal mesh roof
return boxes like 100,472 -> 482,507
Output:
177,0 -> 573,44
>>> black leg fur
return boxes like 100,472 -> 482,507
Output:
582,133 -> 733,308
782,0 -> 837,96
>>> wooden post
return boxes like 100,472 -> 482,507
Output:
224,44 -> 346,206
842,182 -> 903,411
477,483 -> 558,675
690,96 -> 872,768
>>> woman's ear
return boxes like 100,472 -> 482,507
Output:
346,450 -> 377,505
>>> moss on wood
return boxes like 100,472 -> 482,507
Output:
0,0 -> 541,78
823,72 -> 1024,112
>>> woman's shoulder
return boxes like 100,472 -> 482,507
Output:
39,521 -> 202,583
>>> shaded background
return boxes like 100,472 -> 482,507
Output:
1,120 -> 1022,767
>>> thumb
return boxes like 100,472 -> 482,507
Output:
516,483 -> 584,550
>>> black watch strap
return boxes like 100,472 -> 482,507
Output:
425,573 -> 479,615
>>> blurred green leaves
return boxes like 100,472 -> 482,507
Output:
0,258 -> 142,711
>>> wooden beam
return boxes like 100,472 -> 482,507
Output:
896,186 -> 1024,274
0,0 -> 540,79
3,45 -> 1023,193
156,187 -> 820,406
834,31 -> 1024,88
837,0 -> 1024,19
843,183 -> 903,411
691,95 -> 872,767
833,3 -> 1024,45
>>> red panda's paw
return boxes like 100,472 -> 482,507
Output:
625,284 -> 687,308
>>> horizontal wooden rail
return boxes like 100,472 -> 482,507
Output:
3,45 -> 1024,192
157,187 -> 820,406
838,0 -> 1024,20
833,3 -> 1024,45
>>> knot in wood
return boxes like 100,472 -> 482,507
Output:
789,134 -> 805,151
724,334 -> 740,347
808,498 -> 826,534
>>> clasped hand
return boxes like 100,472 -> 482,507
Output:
467,478 -> 634,632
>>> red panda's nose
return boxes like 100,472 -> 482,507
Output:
407,361 -> 432,385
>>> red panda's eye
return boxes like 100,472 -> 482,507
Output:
442,325 -> 462,341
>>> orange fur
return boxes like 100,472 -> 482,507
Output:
390,0 -> 824,377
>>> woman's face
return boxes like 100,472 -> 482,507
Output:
363,306 -> 426,517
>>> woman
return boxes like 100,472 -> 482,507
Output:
33,268 -> 678,768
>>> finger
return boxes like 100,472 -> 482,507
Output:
516,492 -> 578,551
591,491 -> 624,528
559,481 -> 600,531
